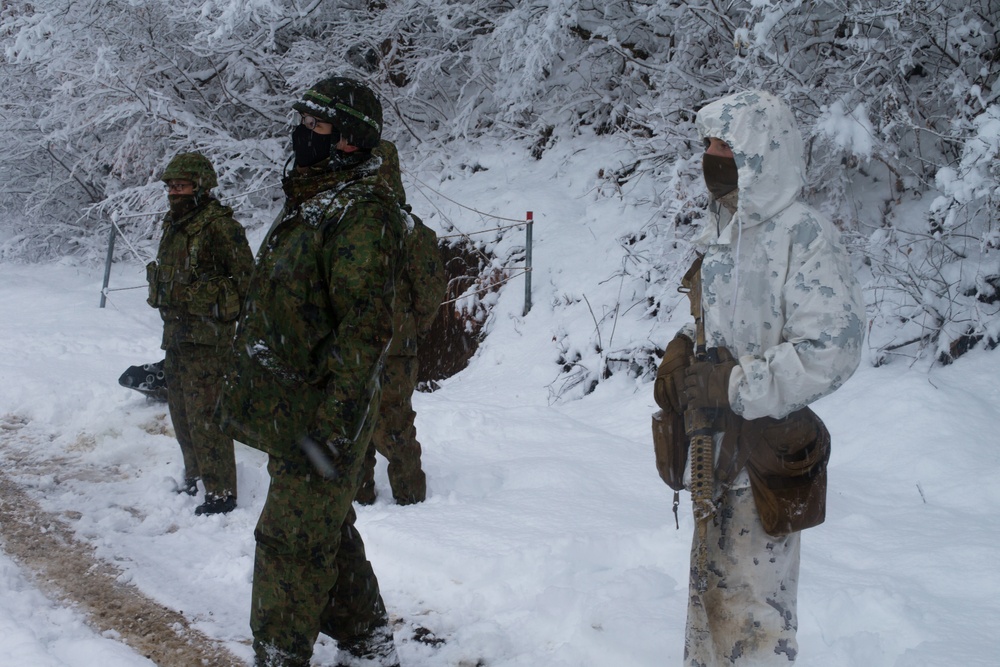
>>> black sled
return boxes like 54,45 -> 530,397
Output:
119,360 -> 168,402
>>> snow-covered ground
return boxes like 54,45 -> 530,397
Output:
1,139 -> 998,666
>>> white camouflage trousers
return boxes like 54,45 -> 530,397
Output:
684,485 -> 800,666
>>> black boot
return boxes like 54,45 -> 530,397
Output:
175,476 -> 199,496
195,495 -> 237,516
335,622 -> 400,667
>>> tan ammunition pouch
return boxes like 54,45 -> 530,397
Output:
743,407 -> 830,537
653,404 -> 830,536
652,408 -> 687,491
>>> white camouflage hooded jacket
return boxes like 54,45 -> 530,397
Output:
692,90 -> 865,420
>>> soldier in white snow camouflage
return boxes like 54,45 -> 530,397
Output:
655,90 -> 864,665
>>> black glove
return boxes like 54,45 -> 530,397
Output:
683,347 -> 737,413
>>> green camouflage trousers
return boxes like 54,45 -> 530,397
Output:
164,344 -> 237,499
252,447 -> 390,666
358,354 -> 426,505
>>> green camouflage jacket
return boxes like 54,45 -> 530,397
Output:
221,155 -> 406,458
147,199 -> 253,349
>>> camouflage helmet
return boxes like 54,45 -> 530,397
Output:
292,77 -> 383,150
160,152 -> 218,191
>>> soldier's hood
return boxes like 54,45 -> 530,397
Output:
695,90 -> 806,242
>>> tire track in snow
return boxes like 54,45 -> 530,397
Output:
0,415 -> 246,667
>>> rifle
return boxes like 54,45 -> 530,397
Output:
679,256 -> 716,593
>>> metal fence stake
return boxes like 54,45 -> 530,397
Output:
523,211 -> 533,316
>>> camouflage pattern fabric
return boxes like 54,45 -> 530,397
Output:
358,354 -> 425,505
690,90 -> 864,421
147,199 -> 253,349
252,451 -> 392,666
164,345 -> 237,499
219,153 -> 405,665
373,140 -> 447,357
293,77 -> 383,151
221,155 -> 404,456
684,487 -> 800,665
391,212 -> 447,355
160,152 -> 218,190
148,195 -> 252,501
357,141 -> 446,505
374,140 -> 405,203
672,90 -> 864,665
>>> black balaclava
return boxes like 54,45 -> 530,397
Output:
292,124 -> 333,168
168,194 -> 199,220
702,153 -> 739,200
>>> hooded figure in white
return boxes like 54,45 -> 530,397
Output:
680,91 -> 864,665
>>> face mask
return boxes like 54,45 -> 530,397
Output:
168,195 -> 198,219
703,153 -> 739,199
292,124 -> 333,167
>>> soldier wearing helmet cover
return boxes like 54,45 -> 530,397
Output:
147,152 -> 253,516
221,78 -> 406,667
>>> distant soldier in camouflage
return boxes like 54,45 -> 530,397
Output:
147,152 -> 252,516
355,140 -> 447,506
220,78 -> 405,667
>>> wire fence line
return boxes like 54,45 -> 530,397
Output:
405,172 -> 530,224
436,223 -> 526,239
105,266 -> 534,308
440,268 -> 532,308
404,172 -> 531,274
403,172 -> 534,313
101,171 -> 535,312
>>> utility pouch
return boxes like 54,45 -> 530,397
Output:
743,407 -> 830,537
145,261 -> 159,307
652,408 -> 688,492
652,331 -> 696,491
212,277 -> 242,322
186,276 -> 241,322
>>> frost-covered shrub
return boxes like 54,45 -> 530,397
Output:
1,0 -> 998,376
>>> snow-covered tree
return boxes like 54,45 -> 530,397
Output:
1,0 -> 997,370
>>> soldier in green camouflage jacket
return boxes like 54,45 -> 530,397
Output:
356,140 -> 447,506
147,152 -> 252,516
220,78 -> 405,667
